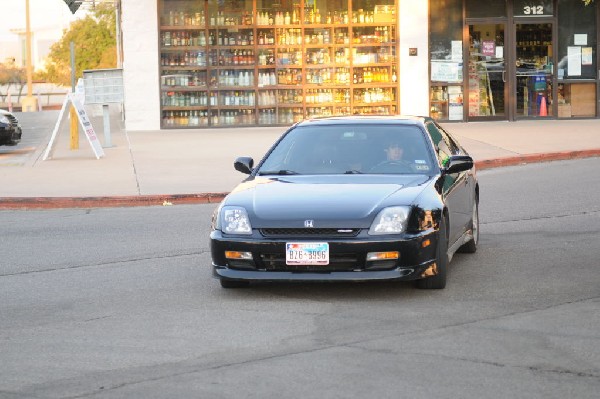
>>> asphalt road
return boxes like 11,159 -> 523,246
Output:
0,111 -> 58,167
1,158 -> 599,399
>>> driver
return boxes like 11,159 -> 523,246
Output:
368,138 -> 414,173
384,140 -> 404,162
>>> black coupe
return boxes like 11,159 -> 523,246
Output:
0,109 -> 22,146
210,116 -> 479,289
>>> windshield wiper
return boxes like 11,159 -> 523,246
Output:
344,170 -> 363,174
257,170 -> 300,176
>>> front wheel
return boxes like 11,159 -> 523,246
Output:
416,217 -> 448,289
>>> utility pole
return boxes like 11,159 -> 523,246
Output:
21,0 -> 38,112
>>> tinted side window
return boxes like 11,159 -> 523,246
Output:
426,122 -> 459,167
435,123 -> 461,154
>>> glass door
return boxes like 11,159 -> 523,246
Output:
515,23 -> 554,117
467,23 -> 507,119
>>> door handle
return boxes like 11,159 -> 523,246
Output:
502,70 -> 506,83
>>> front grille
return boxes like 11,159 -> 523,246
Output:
5,114 -> 18,126
259,253 -> 360,271
260,228 -> 360,238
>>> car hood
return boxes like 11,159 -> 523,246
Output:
224,174 -> 433,228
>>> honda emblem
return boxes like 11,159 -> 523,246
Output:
304,220 -> 314,228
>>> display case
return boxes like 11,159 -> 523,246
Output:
159,0 -> 398,128
558,82 -> 597,118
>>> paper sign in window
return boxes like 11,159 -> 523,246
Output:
582,47 -> 593,66
574,34 -> 587,46
568,46 -> 582,76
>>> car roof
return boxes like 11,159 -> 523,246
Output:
295,115 -> 432,127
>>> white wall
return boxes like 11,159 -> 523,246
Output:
122,1 -> 160,131
399,0 -> 429,116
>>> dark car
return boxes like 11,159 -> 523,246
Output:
210,116 -> 479,289
0,109 -> 22,146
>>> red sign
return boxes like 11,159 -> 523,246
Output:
482,40 -> 496,56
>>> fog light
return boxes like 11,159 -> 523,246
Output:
225,251 -> 253,260
366,251 -> 399,261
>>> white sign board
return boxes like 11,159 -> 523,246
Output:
83,68 -> 124,104
43,93 -> 105,160
431,61 -> 462,83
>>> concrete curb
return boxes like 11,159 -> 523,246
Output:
0,193 -> 228,210
475,149 -> 600,170
1,149 -> 599,210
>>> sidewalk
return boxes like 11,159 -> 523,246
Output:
1,110 -> 600,209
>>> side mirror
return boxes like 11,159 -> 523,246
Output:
443,155 -> 473,174
234,157 -> 254,174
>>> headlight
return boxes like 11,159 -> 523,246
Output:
220,206 -> 252,235
368,206 -> 410,235
0,115 -> 9,124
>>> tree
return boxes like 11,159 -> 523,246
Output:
0,61 -> 27,103
39,4 -> 116,86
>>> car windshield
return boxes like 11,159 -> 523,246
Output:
257,124 -> 435,175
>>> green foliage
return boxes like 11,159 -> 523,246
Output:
0,63 -> 26,86
0,63 -> 27,101
40,4 -> 117,86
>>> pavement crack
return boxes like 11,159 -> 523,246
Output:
0,251 -> 208,277
481,209 -> 600,225
52,295 -> 600,398
124,130 -> 141,195
0,390 -> 45,399
62,345 -> 342,399
351,347 -> 600,379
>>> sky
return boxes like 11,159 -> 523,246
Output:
0,0 -> 81,42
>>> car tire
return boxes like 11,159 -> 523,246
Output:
416,216 -> 448,289
220,279 -> 250,288
458,199 -> 479,254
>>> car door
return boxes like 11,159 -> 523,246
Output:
425,122 -> 473,247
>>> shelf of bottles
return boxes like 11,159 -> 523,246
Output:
159,0 -> 398,128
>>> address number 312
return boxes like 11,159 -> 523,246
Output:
524,5 -> 544,15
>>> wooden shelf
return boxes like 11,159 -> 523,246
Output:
159,1 -> 399,128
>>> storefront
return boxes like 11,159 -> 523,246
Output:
122,0 -> 428,130
158,0 -> 402,127
430,0 -> 599,121
119,1 -> 597,130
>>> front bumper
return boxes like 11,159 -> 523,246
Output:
210,229 -> 440,283
0,126 -> 22,145
213,260 -> 437,282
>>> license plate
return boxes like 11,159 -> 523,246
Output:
286,242 -> 329,265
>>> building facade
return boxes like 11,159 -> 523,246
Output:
121,0 -> 598,131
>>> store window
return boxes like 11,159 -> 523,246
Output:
429,0 -> 464,121
515,23 -> 553,118
158,0 -> 399,128
556,0 -> 597,117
